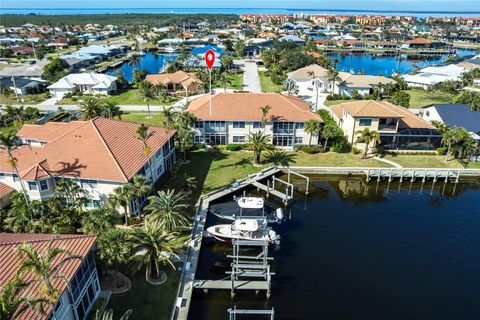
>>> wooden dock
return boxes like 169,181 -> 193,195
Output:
251,181 -> 292,202
193,280 -> 269,291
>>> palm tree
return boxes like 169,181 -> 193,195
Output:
128,175 -> 152,217
18,240 -> 81,311
246,131 -> 273,165
327,68 -> 341,94
135,124 -> 155,179
129,54 -> 141,70
259,105 -> 271,134
96,228 -> 130,275
161,107 -> 176,130
108,185 -> 133,226
0,132 -> 29,204
372,82 -> 384,100
128,220 -> 184,282
0,275 -> 44,320
218,71 -> 232,92
174,111 -> 196,161
321,124 -> 339,152
138,81 -> 156,118
303,119 -> 321,146
100,101 -> 122,119
80,208 -> 116,235
355,128 -> 381,159
79,97 -> 101,120
144,189 -> 190,231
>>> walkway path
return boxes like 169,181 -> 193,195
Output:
242,61 -> 261,93
373,156 -> 403,168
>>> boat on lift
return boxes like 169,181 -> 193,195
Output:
206,219 -> 280,244
210,196 -> 284,224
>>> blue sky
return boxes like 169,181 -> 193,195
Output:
3,0 -> 479,11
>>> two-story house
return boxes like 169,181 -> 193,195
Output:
187,93 -> 323,148
0,233 -> 99,320
47,73 -> 118,97
330,100 -> 441,151
0,117 -> 175,214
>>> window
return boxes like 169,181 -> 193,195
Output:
273,136 -> 293,147
273,122 -> 295,134
155,149 -> 162,159
232,136 -> 245,143
0,173 -> 5,180
28,181 -> 38,191
85,199 -> 101,209
294,137 -> 303,144
13,174 -> 19,183
80,179 -> 97,189
194,121 -> 204,128
204,134 -> 226,145
53,299 -> 63,313
295,122 -> 304,130
39,180 -> 49,191
232,121 -> 245,129
253,122 -> 264,129
359,118 -> 372,126
156,164 -> 164,176
425,111 -> 430,117
194,135 -> 203,143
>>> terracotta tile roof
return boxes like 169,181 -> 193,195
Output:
187,93 -> 323,123
0,233 -> 97,320
407,37 -> 432,44
334,100 -> 435,129
17,121 -> 85,143
338,72 -> 397,88
146,71 -> 203,87
0,182 -> 15,198
1,118 -> 175,182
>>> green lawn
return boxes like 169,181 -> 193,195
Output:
121,112 -> 165,126
259,71 -> 283,93
405,89 -> 455,108
324,99 -> 347,107
382,154 -> 477,169
0,92 -> 49,105
58,88 -> 179,106
213,73 -> 244,91
107,267 -> 179,320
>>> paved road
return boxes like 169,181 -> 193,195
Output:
243,61 -> 262,93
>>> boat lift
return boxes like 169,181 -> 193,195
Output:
227,306 -> 275,320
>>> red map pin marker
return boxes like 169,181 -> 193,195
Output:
205,49 -> 215,70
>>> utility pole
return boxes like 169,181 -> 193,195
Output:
11,76 -> 20,102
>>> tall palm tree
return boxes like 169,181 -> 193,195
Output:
259,105 -> 271,134
18,240 -> 81,312
161,107 -> 176,130
144,189 -> 190,231
135,124 -> 155,179
303,119 -> 321,146
246,131 -> 273,165
355,128 -> 381,159
108,185 -> 133,226
96,228 -> 130,274
174,111 -> 196,161
128,175 -> 152,217
0,132 -> 29,204
0,275 -> 44,320
218,71 -> 232,92
128,220 -> 184,282
327,68 -> 341,94
79,97 -> 101,120
138,81 -> 155,118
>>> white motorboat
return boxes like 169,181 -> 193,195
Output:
206,219 -> 280,244
163,46 -> 178,53
210,196 -> 284,223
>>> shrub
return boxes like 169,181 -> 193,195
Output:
373,146 -> 386,155
352,147 -> 362,154
436,146 -> 448,155
213,144 -> 227,150
71,96 -> 78,102
227,143 -> 243,151
194,143 -> 205,150
301,145 -> 322,154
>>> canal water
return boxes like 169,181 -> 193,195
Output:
189,175 -> 480,320
327,49 -> 477,76
106,52 -> 178,82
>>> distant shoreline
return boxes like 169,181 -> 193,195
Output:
2,7 -> 480,18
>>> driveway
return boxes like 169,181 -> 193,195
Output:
243,61 -> 262,93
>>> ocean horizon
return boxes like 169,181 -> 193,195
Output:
2,7 -> 480,18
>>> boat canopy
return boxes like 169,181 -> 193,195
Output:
234,219 -> 259,231
237,197 -> 264,209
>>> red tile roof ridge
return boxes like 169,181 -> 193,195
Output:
0,233 -> 96,246
90,117 -> 129,182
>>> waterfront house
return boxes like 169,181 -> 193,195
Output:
0,233 -> 99,320
287,64 -> 330,95
278,35 -> 306,45
0,117 -> 175,214
330,100 -> 441,151
146,71 -> 204,95
334,73 -> 397,96
47,73 -> 118,97
0,59 -> 48,81
188,92 -> 323,148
